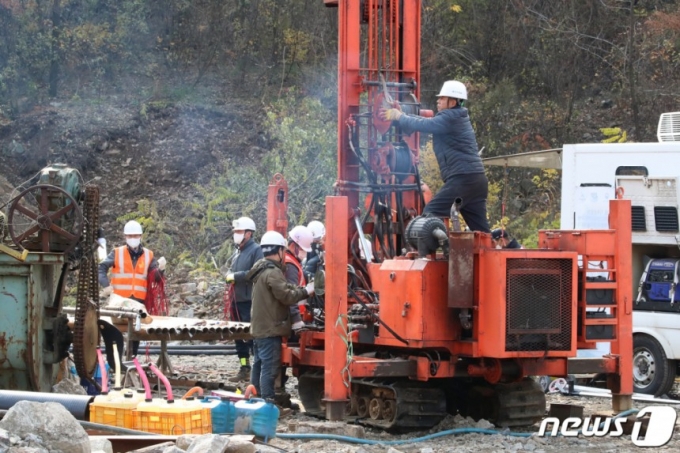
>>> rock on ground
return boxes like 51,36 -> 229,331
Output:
0,401 -> 90,453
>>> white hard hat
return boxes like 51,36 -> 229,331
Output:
289,225 -> 314,252
123,220 -> 143,235
232,217 -> 256,231
260,231 -> 287,247
436,80 -> 467,100
307,220 -> 326,240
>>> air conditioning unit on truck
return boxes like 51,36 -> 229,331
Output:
483,112 -> 680,396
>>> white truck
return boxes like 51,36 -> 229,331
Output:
484,114 -> 680,396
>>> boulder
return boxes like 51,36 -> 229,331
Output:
186,434 -> 230,453
0,401 -> 90,453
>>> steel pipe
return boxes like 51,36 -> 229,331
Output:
143,349 -> 237,356
0,390 -> 93,420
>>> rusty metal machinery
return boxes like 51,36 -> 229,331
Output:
7,164 -> 84,253
280,0 -> 634,430
0,165 -> 100,390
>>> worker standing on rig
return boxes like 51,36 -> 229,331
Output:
247,231 -> 314,403
225,217 -> 264,383
380,80 -> 491,233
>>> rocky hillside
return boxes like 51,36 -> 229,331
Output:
0,96 -> 268,255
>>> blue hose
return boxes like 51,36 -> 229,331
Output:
277,427 -> 532,445
276,409 -> 641,445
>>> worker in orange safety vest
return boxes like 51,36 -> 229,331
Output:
99,220 -> 166,301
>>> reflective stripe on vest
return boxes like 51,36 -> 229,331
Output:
110,246 -> 153,299
284,253 -> 306,286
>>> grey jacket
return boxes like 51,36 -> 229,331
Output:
397,106 -> 484,182
247,258 -> 309,338
229,238 -> 264,303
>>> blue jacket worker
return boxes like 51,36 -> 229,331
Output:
380,80 -> 490,232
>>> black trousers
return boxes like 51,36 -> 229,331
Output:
233,300 -> 253,361
423,172 -> 491,233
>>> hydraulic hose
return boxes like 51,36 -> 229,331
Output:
277,428 -> 532,445
277,409 -> 642,446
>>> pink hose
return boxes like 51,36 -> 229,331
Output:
96,348 -> 108,394
148,363 -> 174,402
132,358 -> 152,401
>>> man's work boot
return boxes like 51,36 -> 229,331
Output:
229,366 -> 251,382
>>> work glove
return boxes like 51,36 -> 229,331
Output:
158,256 -> 167,271
101,286 -> 113,297
304,281 -> 315,296
97,238 -> 107,249
292,321 -> 306,333
226,273 -> 235,283
379,108 -> 402,121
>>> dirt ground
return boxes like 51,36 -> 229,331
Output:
142,349 -> 680,453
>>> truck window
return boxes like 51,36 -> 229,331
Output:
616,166 -> 648,176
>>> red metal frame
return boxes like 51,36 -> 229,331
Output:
282,0 -> 634,422
266,173 -> 288,236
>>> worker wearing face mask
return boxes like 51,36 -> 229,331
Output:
225,217 -> 264,382
99,220 -> 165,302
98,220 -> 166,359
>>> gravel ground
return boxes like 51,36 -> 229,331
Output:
139,345 -> 680,453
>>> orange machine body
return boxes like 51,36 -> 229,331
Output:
277,0 -> 633,426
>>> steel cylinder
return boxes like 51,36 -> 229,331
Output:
0,390 -> 93,420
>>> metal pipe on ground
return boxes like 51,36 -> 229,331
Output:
141,344 -> 236,350
0,390 -> 93,420
143,349 -> 237,356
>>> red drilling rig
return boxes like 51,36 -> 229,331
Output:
279,0 -> 633,429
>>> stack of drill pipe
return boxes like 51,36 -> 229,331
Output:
143,344 -> 237,356
62,306 -> 147,320
144,318 -> 250,335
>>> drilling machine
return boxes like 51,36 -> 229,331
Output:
0,164 -> 101,391
282,0 -> 634,429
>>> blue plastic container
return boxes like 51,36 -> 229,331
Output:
81,362 -> 110,396
201,396 -> 236,434
233,398 -> 279,439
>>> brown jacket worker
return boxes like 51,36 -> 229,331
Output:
247,231 -> 314,402
380,80 -> 490,233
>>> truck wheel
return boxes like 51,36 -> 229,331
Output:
633,335 -> 676,396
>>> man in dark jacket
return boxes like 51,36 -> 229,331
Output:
491,228 -> 523,249
247,231 -> 314,402
226,216 -> 264,382
380,80 -> 490,233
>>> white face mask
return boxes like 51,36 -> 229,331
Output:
234,233 -> 244,245
127,238 -> 141,249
